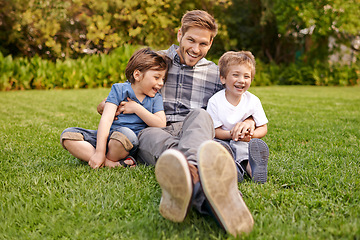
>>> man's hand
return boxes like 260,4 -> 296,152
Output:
88,152 -> 105,169
98,98 -> 121,120
97,99 -> 106,115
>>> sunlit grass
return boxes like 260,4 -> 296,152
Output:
1,86 -> 359,239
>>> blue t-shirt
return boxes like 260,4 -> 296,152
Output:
106,82 -> 164,135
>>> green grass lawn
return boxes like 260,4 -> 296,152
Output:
1,86 -> 359,239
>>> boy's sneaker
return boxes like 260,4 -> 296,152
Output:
248,138 -> 269,184
155,149 -> 193,222
198,140 -> 254,237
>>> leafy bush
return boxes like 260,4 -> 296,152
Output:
254,60 -> 360,86
0,45 -> 138,91
1,45 -> 359,91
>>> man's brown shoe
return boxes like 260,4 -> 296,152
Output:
155,149 -> 193,222
198,140 -> 254,237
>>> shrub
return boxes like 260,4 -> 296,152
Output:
0,45 -> 138,91
254,60 -> 360,86
1,45 -> 359,91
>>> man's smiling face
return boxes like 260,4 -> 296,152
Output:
176,27 -> 213,67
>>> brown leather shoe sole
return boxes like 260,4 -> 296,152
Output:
155,149 -> 193,222
198,140 -> 254,237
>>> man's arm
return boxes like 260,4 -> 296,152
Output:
215,127 -> 231,140
97,98 -> 121,120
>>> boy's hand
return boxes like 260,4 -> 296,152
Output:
230,122 -> 253,142
88,152 -> 105,169
119,98 -> 140,114
237,133 -> 252,142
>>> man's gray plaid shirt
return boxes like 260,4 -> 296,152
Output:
160,45 -> 223,123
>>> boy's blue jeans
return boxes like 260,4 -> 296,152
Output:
215,139 -> 248,181
60,126 -> 139,156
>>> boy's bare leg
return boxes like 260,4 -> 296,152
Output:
106,139 -> 135,168
246,162 -> 252,177
104,159 -> 121,168
107,139 -> 128,161
63,140 -> 95,162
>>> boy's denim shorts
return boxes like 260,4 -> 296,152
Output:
60,126 -> 139,156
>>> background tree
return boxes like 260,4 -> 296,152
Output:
272,0 -> 360,64
0,0 -> 359,64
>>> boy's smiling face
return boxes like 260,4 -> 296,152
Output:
220,64 -> 252,104
134,69 -> 166,98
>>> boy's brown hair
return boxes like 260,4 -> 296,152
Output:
126,48 -> 171,83
218,51 -> 256,80
180,10 -> 218,40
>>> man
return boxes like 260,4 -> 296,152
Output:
99,10 -> 258,236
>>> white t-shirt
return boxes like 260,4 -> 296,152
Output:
207,89 -> 268,131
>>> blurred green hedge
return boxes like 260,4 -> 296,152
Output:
1,45 -> 358,91
254,60 -> 360,87
0,45 -> 137,90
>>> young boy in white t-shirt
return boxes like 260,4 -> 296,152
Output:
207,51 -> 269,183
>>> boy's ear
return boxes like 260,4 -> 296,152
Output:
220,76 -> 226,85
133,69 -> 142,82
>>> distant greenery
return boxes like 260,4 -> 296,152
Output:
1,44 -> 359,91
1,0 -> 359,90
1,0 -> 359,64
0,45 -> 138,90
254,60 -> 360,86
1,86 -> 359,239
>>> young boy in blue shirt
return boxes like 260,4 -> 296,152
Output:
60,48 -> 170,169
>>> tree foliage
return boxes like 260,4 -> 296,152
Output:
272,0 -> 360,63
0,0 -> 359,64
217,0 -> 360,64
0,0 -> 229,59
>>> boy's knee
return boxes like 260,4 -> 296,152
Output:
110,131 -> 134,152
60,131 -> 84,149
107,139 -> 129,160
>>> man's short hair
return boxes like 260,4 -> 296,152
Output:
180,10 -> 218,40
125,48 -> 171,83
218,51 -> 256,80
